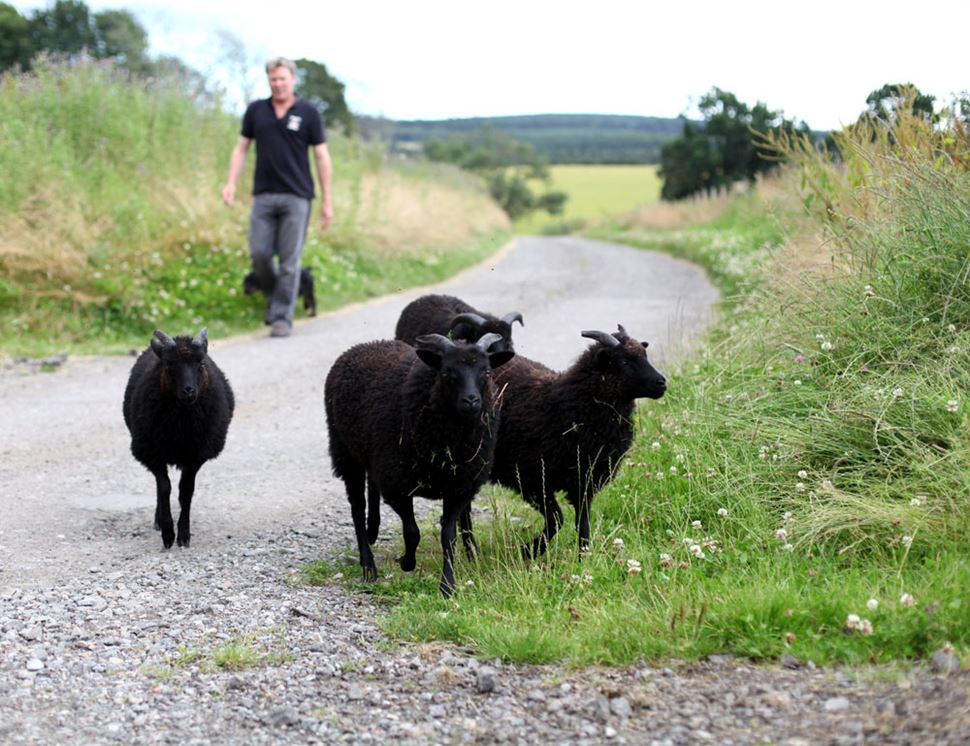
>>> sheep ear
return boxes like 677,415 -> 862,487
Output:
192,327 -> 208,355
502,311 -> 524,327
150,330 -> 175,358
415,334 -> 453,370
489,349 -> 514,369
641,341 -> 649,350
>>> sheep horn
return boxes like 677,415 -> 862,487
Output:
502,311 -> 524,327
476,332 -> 503,352
450,313 -> 487,332
153,330 -> 176,349
192,327 -> 208,353
615,324 -> 629,340
581,330 -> 620,348
415,333 -> 456,354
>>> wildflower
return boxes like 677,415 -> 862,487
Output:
782,543 -> 794,552
785,632 -> 796,645
797,470 -> 808,480
651,441 -> 661,451
867,598 -> 879,611
948,323 -> 957,333
626,559 -> 642,575
947,400 -> 959,413
815,333 -> 825,341
946,345 -> 960,355
859,618 -> 874,635
901,535 -> 913,548
892,388 -> 904,399
782,511 -> 793,523
675,453 -> 686,463
465,579 -> 474,587
689,544 -> 705,559
582,569 -> 593,583
795,482 -> 806,492
910,497 -> 925,507
707,468 -> 717,478
793,379 -> 802,386
659,552 -> 672,563
845,613 -> 861,631
821,341 -> 833,351
821,480 -> 834,493
669,465 -> 678,474
692,520 -> 703,529
717,507 -> 728,518
794,354 -> 805,363
775,528 -> 788,541
864,284 -> 875,297
900,593 -> 915,608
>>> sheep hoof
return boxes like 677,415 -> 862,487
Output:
177,533 -> 191,548
398,555 -> 416,572
361,565 -> 378,582
439,578 -> 455,599
161,533 -> 175,549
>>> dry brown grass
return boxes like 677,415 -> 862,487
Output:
356,169 -> 510,254
614,192 -> 732,231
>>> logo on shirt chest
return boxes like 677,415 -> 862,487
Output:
286,114 -> 302,132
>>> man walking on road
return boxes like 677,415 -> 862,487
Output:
222,56 -> 333,338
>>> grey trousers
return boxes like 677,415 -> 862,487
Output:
248,193 -> 311,325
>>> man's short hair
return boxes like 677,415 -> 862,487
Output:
265,57 -> 297,76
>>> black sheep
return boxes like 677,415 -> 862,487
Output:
244,267 -> 317,316
123,328 -> 235,548
325,333 -> 513,597
489,325 -> 666,557
395,293 -> 523,353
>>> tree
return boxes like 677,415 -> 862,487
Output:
27,0 -> 97,58
423,126 -> 567,220
93,9 -> 149,73
659,87 -> 807,200
294,58 -> 355,135
0,2 -> 31,72
864,83 -> 936,124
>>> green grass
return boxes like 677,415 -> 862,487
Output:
305,143 -> 970,668
514,164 -> 661,235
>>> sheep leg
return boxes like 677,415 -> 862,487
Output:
523,496 -> 563,560
151,466 -> 175,549
366,476 -> 381,545
575,491 -> 592,555
346,470 -> 377,581
458,503 -> 477,560
439,502 -> 463,598
176,464 -> 199,548
391,500 -> 420,572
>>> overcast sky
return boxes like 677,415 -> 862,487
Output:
14,0 -> 969,129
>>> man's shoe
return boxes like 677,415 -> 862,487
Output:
269,321 -> 291,338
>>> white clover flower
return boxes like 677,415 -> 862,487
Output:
910,497 -> 925,507
670,465 -> 678,474
821,480 -> 834,493
659,553 -> 672,562
689,544 -> 705,559
859,618 -> 873,635
775,528 -> 788,541
816,333 -> 825,341
465,579 -> 475,586
783,511 -> 793,523
692,520 -> 703,529
900,593 -> 915,608
782,543 -> 794,552
845,613 -> 861,630
626,559 -> 642,575
892,388 -> 904,399
614,537 -> 624,548
867,598 -> 879,611
582,569 -> 593,583
675,453 -> 685,463
651,441 -> 662,451
947,400 -> 959,413
901,535 -> 913,548
717,508 -> 728,518
948,323 -> 957,333
795,482 -> 806,493
863,284 -> 875,297
946,345 -> 960,355
793,379 -> 802,386
821,341 -> 833,351
797,470 -> 808,480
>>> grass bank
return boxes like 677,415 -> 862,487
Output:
0,61 -> 509,357
305,110 -> 970,668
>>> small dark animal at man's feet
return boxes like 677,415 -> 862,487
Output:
243,267 -> 317,316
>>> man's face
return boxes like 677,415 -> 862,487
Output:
268,66 -> 295,101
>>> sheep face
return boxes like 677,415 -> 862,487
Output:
584,327 -> 667,401
415,333 -> 514,419
150,328 -> 210,406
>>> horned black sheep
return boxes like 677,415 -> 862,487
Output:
325,333 -> 513,597
123,328 -> 235,548
395,293 -> 523,353
489,325 -> 666,557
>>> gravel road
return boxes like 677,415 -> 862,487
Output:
1,236 -> 966,744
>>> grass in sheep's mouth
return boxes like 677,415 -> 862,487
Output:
303,133 -> 970,667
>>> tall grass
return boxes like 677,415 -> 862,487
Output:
0,60 -> 509,356
306,107 -> 970,667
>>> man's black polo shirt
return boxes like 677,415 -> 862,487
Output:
241,97 -> 326,200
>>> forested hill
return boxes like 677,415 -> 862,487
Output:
358,114 -> 686,164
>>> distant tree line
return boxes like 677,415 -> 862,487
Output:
0,0 -> 355,133
423,126 -> 568,220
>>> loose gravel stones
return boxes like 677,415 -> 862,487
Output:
4,522 -> 965,744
